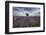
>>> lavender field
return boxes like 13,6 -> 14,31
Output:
13,16 -> 40,28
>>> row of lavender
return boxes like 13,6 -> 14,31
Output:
13,16 -> 40,28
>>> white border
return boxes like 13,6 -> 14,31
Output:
9,3 -> 43,32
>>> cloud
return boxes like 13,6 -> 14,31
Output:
13,7 -> 40,16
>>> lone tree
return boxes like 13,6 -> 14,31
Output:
26,13 -> 29,16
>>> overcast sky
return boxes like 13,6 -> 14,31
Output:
13,7 -> 40,16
